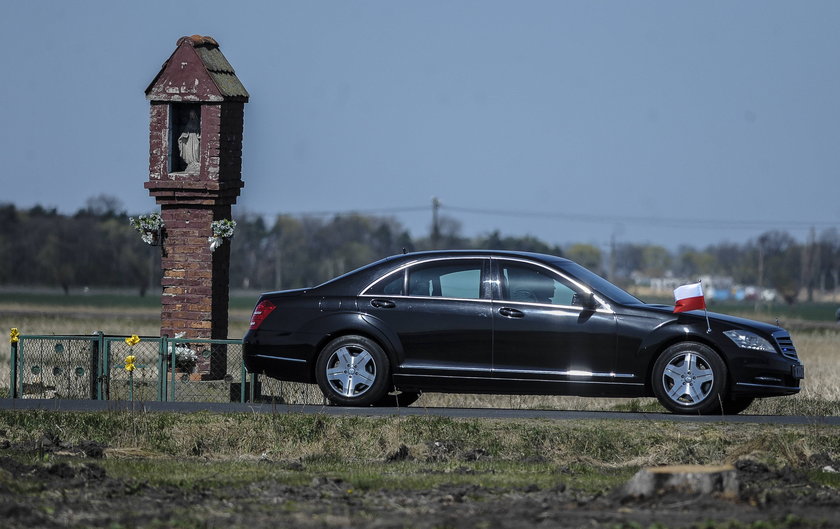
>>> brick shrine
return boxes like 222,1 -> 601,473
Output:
144,35 -> 249,378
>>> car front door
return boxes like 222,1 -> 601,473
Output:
491,258 -> 620,389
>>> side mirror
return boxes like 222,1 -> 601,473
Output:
572,292 -> 597,309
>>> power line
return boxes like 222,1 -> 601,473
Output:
441,205 -> 838,231
235,203 -> 837,232
240,205 -> 428,217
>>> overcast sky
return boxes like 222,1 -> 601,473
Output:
2,1 -> 838,251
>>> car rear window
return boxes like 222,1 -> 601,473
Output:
365,260 -> 484,300
409,262 -> 482,299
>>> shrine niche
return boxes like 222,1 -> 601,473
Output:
170,104 -> 201,173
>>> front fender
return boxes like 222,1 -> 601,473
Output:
637,321 -> 729,388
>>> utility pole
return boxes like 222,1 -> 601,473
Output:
431,196 -> 441,249
274,240 -> 282,290
804,226 -> 818,302
756,241 -> 764,313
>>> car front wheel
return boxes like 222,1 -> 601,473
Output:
652,342 -> 728,415
315,335 -> 390,406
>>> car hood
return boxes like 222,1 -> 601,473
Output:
634,303 -> 784,334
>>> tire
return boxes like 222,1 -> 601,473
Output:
652,342 -> 728,415
315,335 -> 391,406
373,391 -> 421,407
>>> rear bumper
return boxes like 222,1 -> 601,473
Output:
244,351 -> 313,383
242,336 -> 316,383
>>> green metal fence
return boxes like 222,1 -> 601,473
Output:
9,333 -> 254,403
8,331 -> 328,405
11,333 -> 102,400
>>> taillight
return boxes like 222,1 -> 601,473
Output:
249,300 -> 277,330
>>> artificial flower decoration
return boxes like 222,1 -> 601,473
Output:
10,328 -> 20,344
124,355 -> 136,372
125,335 -> 141,346
208,219 -> 236,252
169,332 -> 199,371
129,213 -> 164,245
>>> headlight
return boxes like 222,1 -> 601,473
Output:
723,330 -> 777,353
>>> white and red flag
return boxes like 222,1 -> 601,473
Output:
673,282 -> 706,313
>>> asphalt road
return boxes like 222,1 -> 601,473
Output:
1,398 -> 838,425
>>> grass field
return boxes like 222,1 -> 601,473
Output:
0,289 -> 262,312
1,408 -> 838,529
1,410 -> 839,488
1,290 -> 838,415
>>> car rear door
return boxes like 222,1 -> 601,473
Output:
362,257 -> 493,379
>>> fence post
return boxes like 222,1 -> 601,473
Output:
167,335 -> 178,402
158,336 -> 167,402
239,355 -> 247,403
89,332 -> 101,400
16,337 -> 24,398
249,372 -> 256,403
99,332 -> 109,400
9,333 -> 18,399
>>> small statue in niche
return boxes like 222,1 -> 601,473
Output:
177,108 -> 201,172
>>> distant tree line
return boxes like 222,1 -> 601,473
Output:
610,229 -> 840,304
0,196 -> 159,296
1,196 -> 838,304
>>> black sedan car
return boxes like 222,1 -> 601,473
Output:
243,250 -> 804,414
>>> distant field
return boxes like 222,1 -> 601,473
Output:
639,294 -> 840,324
0,289 -> 261,312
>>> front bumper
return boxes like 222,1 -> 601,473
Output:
729,350 -> 804,397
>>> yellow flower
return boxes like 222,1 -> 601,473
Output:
125,362 -> 136,372
10,328 -> 20,344
125,355 -> 136,372
125,335 -> 141,346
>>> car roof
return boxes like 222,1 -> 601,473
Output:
260,250 -> 575,297
389,249 -> 571,263
308,250 -> 572,294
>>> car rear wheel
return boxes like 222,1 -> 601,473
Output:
315,335 -> 390,406
652,342 -> 728,415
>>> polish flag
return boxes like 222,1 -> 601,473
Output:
673,282 -> 706,313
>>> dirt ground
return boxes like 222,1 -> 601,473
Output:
1,437 -> 839,529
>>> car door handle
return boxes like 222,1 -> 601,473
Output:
370,299 -> 396,309
498,307 -> 524,318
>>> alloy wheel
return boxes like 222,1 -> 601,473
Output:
660,350 -> 715,406
324,345 -> 377,398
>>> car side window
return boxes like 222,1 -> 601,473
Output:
367,271 -> 405,296
408,262 -> 483,300
500,262 -> 578,306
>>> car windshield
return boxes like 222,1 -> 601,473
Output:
556,260 -> 643,305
